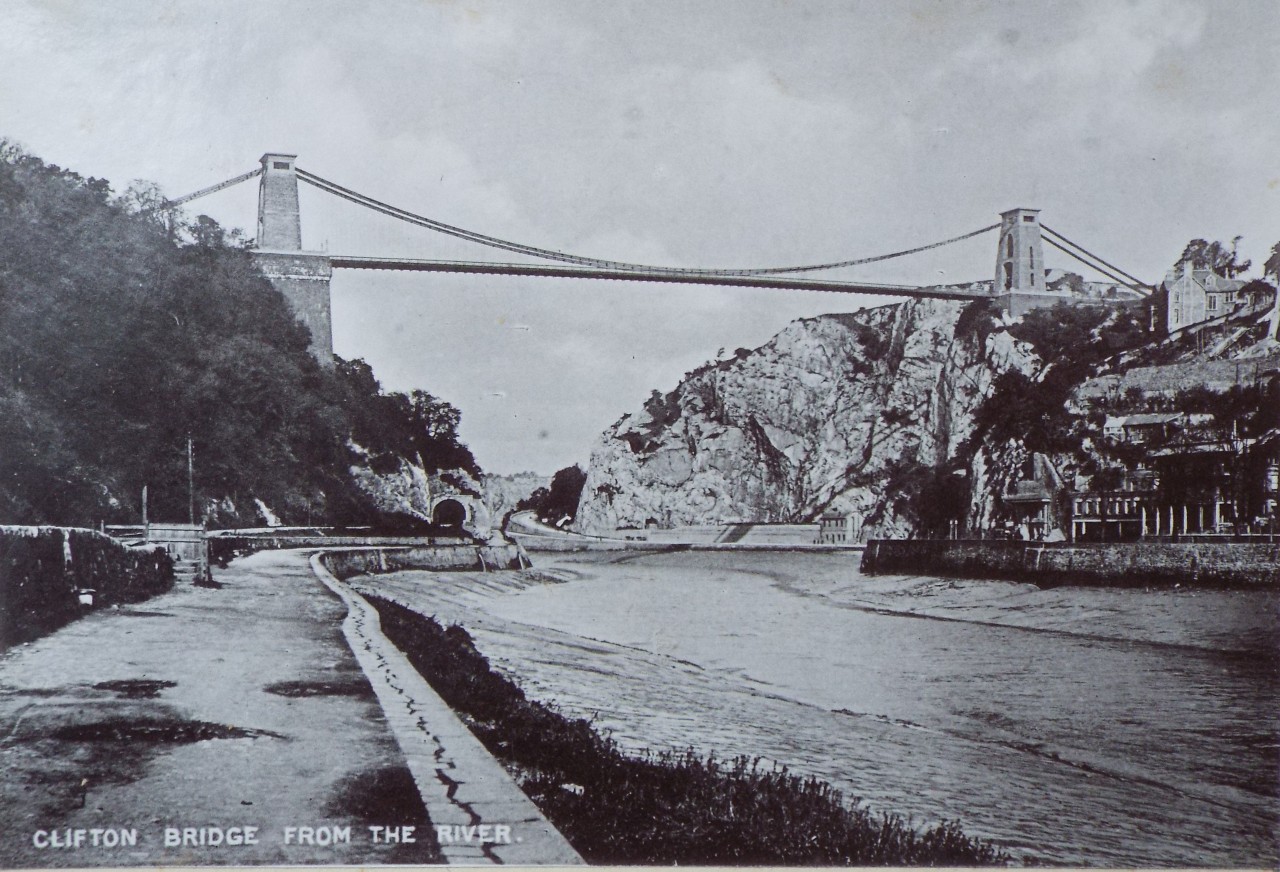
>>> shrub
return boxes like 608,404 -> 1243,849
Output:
954,298 -> 1001,344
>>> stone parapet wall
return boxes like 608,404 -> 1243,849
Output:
209,534 -> 471,564
321,544 -> 527,579
0,526 -> 173,646
861,538 -> 1279,587
510,534 -> 632,553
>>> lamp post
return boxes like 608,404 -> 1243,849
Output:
187,435 -> 195,526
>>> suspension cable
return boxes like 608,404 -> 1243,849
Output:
295,167 -> 998,277
1041,236 -> 1150,296
162,167 -> 263,209
1041,225 -> 1152,290
151,165 -> 1155,300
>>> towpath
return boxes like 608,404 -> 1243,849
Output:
0,550 -> 440,867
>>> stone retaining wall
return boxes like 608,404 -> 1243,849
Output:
511,534 -> 862,555
322,543 -> 527,579
0,526 -> 173,647
509,534 -> 634,553
861,539 -> 1279,587
208,534 -> 472,565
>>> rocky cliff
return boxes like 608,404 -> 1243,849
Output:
482,472 -> 550,519
348,443 -> 485,527
349,455 -> 435,521
575,299 -> 1037,536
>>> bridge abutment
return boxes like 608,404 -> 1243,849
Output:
254,251 -> 335,364
253,153 -> 335,367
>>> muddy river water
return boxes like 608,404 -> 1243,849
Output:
354,550 -> 1279,866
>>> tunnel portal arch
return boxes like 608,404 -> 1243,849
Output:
431,498 -> 468,527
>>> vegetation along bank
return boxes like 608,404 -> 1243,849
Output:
368,596 -> 1008,866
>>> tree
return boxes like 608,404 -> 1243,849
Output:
332,361 -> 482,484
517,465 -> 587,524
0,142 -> 484,528
1047,271 -> 1085,295
1264,241 -> 1280,281
1175,237 -> 1252,278
403,391 -> 481,479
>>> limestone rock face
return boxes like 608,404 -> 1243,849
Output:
575,299 -> 1036,536
349,456 -> 435,520
482,472 -> 550,519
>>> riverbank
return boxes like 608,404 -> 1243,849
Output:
348,550 -> 1278,866
861,538 -> 1280,587
364,592 -> 1005,865
508,511 -> 861,554
514,534 -> 863,554
309,552 -> 583,865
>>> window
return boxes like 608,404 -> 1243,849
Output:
1208,295 -> 1219,311
273,161 -> 291,170
1023,215 -> 1035,222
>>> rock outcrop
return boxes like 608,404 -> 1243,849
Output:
482,472 -> 550,520
575,299 -> 1037,537
349,444 -> 485,526
349,456 -> 436,521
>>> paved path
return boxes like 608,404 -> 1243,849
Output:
0,551 -> 441,867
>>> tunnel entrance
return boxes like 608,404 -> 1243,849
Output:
431,499 -> 467,527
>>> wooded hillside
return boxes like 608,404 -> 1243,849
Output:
0,142 -> 478,527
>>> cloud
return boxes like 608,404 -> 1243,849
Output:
3,0 -> 1277,473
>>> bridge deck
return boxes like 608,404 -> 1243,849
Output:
327,256 -> 993,300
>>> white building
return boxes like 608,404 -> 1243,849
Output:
1160,264 -> 1247,334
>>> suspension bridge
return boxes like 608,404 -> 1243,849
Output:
169,153 -> 1153,364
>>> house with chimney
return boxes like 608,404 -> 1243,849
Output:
1154,263 -> 1249,334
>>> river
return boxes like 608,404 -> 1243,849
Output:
350,550 -> 1279,866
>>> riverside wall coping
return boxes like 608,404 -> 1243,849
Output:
861,538 -> 1280,586
510,533 -> 863,554
309,552 -> 582,866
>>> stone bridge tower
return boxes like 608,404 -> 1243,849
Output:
252,154 -> 334,366
992,208 -> 1070,316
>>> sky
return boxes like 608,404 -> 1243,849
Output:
2,0 -> 1277,474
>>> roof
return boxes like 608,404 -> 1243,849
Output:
1165,268 -> 1248,293
1151,438 -> 1255,457
1249,427 -> 1280,450
1119,413 -> 1182,427
1106,412 -> 1217,429
1005,487 -> 1051,504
